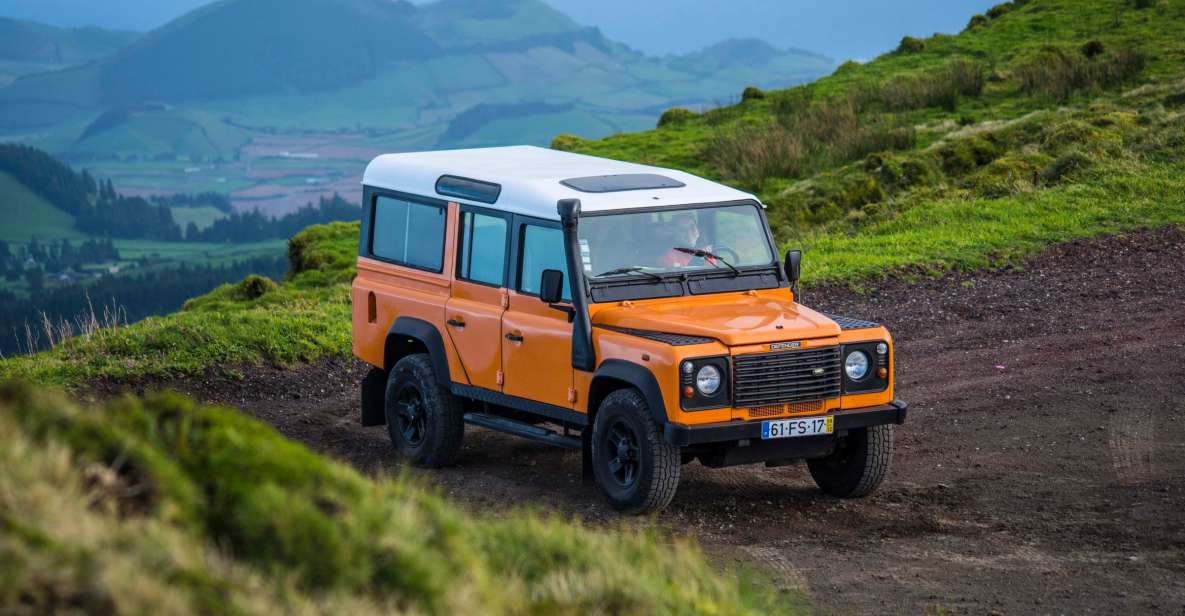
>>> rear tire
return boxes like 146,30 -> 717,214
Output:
807,424 -> 893,498
384,354 -> 464,467
591,389 -> 680,514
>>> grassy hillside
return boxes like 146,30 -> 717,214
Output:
0,171 -> 86,243
0,381 -> 798,614
0,18 -> 137,86
557,0 -> 1185,269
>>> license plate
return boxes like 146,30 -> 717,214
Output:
761,416 -> 834,440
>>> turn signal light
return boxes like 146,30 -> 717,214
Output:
682,385 -> 695,398
877,368 -> 888,379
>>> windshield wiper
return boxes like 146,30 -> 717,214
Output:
593,266 -> 664,281
673,247 -> 740,276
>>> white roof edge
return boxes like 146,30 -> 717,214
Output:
361,145 -> 761,220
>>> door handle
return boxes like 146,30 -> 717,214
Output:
505,332 -> 524,342
446,318 -> 465,328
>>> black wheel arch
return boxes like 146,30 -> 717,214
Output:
384,317 -> 451,387
587,359 -> 669,428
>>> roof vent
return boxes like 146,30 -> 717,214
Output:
436,175 -> 501,204
560,173 -> 685,193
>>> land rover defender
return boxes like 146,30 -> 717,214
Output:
352,145 -> 907,514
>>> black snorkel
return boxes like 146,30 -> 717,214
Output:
558,198 -> 595,372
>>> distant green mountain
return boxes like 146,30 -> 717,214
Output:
0,0 -> 834,159
0,18 -> 137,86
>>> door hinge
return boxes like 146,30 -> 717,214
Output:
496,370 -> 504,385
567,388 -> 577,403
500,292 -> 509,309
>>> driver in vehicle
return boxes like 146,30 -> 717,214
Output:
657,214 -> 715,267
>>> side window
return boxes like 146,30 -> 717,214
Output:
371,195 -> 446,271
457,210 -> 508,286
518,224 -> 570,301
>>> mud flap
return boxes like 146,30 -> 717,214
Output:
581,429 -> 594,486
361,366 -> 387,426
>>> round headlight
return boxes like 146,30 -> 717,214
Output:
844,351 -> 870,380
876,342 -> 888,356
695,365 -> 722,395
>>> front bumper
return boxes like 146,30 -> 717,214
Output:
664,399 -> 908,446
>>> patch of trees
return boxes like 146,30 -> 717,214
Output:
0,238 -> 121,288
75,178 -> 182,240
150,191 -> 233,213
0,255 -> 287,356
186,194 -> 359,243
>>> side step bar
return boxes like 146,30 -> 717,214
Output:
463,413 -> 581,450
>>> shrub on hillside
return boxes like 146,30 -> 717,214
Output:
742,86 -> 766,101
707,100 -> 915,185
986,2 -> 1015,19
549,133 -> 583,151
231,275 -> 278,301
1132,0 -> 1156,8
834,60 -> 861,75
876,59 -> 985,111
1041,149 -> 1095,183
896,36 -> 925,54
965,14 -> 989,30
771,89 -> 813,124
864,152 -> 942,191
657,107 -> 697,128
1041,119 -> 1122,156
965,153 -> 1051,197
938,135 -> 1000,176
1081,40 -> 1106,59
1015,47 -> 1146,101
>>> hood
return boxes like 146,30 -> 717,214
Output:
592,293 -> 840,346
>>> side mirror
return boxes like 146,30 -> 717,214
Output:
784,249 -> 802,284
539,269 -> 565,304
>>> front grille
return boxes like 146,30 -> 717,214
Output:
744,400 -> 825,419
733,346 -> 842,407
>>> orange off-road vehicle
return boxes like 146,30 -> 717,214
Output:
352,146 -> 907,513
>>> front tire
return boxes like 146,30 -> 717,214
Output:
384,354 -> 464,467
591,389 -> 680,514
807,424 -> 893,498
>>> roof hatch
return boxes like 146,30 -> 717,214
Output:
560,173 -> 686,193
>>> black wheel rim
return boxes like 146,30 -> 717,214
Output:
394,384 -> 426,446
603,420 -> 641,488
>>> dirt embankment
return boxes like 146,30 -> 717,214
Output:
122,227 -> 1185,615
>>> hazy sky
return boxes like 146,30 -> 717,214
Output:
0,0 -> 1000,61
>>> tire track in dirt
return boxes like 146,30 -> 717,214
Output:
129,226 -> 1185,615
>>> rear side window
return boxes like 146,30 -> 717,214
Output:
518,224 -> 570,301
371,195 -> 446,271
457,210 -> 508,285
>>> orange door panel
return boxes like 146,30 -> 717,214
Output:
445,281 -> 507,390
501,291 -> 575,409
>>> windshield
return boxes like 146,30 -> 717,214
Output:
578,203 -> 775,279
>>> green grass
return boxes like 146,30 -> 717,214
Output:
799,161 -> 1185,283
0,381 -> 800,615
0,171 -> 87,243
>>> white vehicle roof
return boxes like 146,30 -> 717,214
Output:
362,145 -> 760,220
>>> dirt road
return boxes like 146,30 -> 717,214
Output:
157,227 -> 1185,614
